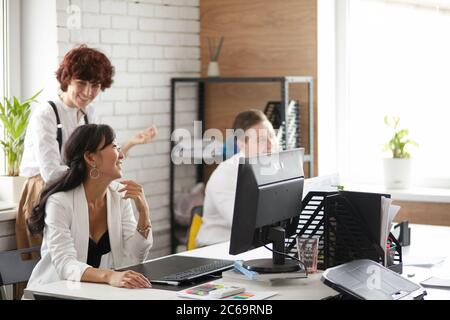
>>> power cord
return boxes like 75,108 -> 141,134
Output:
263,245 -> 308,276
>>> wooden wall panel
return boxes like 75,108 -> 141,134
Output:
200,0 -> 317,180
393,200 -> 450,226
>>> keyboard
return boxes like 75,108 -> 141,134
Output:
160,260 -> 234,282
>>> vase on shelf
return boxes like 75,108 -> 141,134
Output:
207,61 -> 220,77
383,158 -> 412,189
0,175 -> 26,204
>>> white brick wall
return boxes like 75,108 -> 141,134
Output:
56,0 -> 199,256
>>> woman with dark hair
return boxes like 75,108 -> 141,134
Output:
26,124 -> 152,289
17,44 -> 157,253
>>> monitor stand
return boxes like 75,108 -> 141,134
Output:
242,226 -> 302,273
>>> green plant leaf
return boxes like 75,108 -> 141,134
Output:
0,90 -> 42,176
396,129 -> 409,140
0,101 -> 5,117
383,116 -> 418,158
393,116 -> 400,128
5,98 -> 12,114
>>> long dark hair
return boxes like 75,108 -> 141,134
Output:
27,124 -> 115,235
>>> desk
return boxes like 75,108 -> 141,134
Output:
0,209 -> 16,251
24,244 -> 336,300
24,224 -> 450,300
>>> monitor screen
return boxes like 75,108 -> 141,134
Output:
229,148 -> 305,273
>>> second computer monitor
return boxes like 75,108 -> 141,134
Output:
229,148 -> 304,273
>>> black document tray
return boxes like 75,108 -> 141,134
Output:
321,259 -> 426,300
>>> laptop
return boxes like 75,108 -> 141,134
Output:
321,259 -> 427,300
118,255 -> 234,286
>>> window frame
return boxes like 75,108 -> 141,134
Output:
318,0 -> 450,189
0,0 -> 20,175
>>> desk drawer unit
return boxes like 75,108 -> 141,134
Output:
0,220 -> 16,251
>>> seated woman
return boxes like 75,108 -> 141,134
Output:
26,124 -> 152,289
196,109 -> 278,247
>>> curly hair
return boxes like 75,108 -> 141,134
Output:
56,44 -> 115,92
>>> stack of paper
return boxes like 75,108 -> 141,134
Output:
380,196 -> 401,266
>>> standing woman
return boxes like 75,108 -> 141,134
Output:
17,44 -> 157,250
26,124 -> 152,289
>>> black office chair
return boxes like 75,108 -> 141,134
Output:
0,246 -> 41,300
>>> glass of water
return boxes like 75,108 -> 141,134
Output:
296,237 -> 319,273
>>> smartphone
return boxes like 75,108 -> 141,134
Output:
420,276 -> 450,289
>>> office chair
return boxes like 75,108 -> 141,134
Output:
0,246 -> 41,300
186,206 -> 203,251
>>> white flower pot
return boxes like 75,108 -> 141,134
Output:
383,158 -> 412,189
207,61 -> 220,77
0,176 -> 26,204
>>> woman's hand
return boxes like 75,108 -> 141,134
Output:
120,125 -> 157,156
130,125 -> 158,146
108,270 -> 151,289
118,180 -> 149,214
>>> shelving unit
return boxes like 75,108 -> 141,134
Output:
169,76 -> 314,253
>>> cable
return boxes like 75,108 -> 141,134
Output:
263,245 -> 308,276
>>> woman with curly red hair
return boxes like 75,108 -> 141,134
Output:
16,44 -> 157,253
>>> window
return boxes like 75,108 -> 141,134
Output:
330,0 -> 450,188
0,0 -> 9,175
0,0 -> 20,175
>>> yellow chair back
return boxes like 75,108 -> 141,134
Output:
187,206 -> 203,250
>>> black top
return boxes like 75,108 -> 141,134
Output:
87,230 -> 111,268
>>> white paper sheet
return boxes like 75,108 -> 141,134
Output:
380,196 -> 401,265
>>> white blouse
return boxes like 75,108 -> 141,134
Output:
20,97 -> 97,182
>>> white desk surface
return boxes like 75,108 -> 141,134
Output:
25,224 -> 450,300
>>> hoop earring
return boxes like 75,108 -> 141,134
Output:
89,165 -> 100,179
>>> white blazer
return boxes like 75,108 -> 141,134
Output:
26,182 -> 153,289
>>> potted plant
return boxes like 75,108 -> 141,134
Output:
382,116 -> 418,189
0,90 -> 41,203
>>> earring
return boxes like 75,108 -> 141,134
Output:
89,164 -> 100,179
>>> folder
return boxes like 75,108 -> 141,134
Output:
324,191 -> 398,269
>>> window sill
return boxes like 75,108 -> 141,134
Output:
0,208 -> 16,222
344,184 -> 450,204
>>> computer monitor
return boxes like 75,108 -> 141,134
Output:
229,148 -> 305,273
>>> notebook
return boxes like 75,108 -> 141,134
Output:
176,282 -> 277,300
